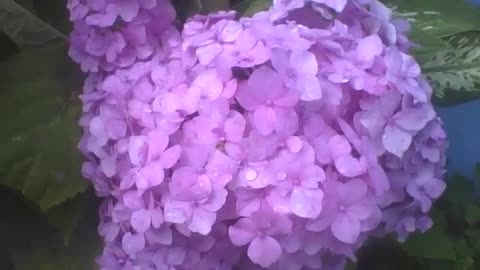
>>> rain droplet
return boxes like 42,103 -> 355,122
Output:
276,171 -> 287,181
245,168 -> 258,181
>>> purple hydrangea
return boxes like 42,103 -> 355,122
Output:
70,0 -> 448,269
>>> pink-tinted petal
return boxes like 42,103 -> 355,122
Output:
301,165 -> 326,187
166,247 -> 187,266
146,226 -> 173,245
202,188 -> 228,212
122,232 -> 145,258
229,218 -> 257,246
147,129 -> 169,161
357,35 -> 383,62
137,161 -> 165,189
334,155 -> 365,177
266,190 -> 290,214
271,48 -> 290,75
131,209 -> 151,233
170,168 -> 212,201
347,203 -> 372,220
139,0 -> 156,8
306,216 -> 331,232
129,136 -> 146,166
299,75 -> 322,101
160,145 -> 182,168
150,208 -> 164,228
253,106 -> 276,135
382,123 -> 412,158
313,0 -> 347,12
331,214 -> 360,244
224,112 -> 246,143
425,180 -> 446,199
337,178 -> 368,203
328,135 -> 352,158
192,69 -> 224,100
236,197 -> 261,217
123,190 -> 145,209
291,50 -> 318,75
197,43 -> 222,65
247,236 -> 282,268
113,0 -> 139,22
393,105 -> 435,132
188,207 -> 216,235
290,188 -> 323,218
163,201 -> 192,224
248,66 -> 285,101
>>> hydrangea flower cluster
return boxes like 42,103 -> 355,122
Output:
68,0 -> 176,72
70,0 -> 448,269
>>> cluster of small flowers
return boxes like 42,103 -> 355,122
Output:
68,0 -> 176,72
70,0 -> 448,269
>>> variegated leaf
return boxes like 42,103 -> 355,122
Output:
422,31 -> 480,99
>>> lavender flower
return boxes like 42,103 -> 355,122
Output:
69,0 -> 448,269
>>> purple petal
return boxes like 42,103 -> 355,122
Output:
299,75 -> 322,101
202,188 -> 228,212
130,209 -> 151,233
146,226 -> 173,245
253,106 -> 277,135
188,207 -> 216,235
331,214 -> 360,244
334,155 -> 365,177
111,0 -> 139,22
164,201 -> 192,224
160,145 -> 182,169
147,129 -> 169,161
137,161 -> 165,189
224,112 -> 246,143
382,123 -> 412,158
357,35 -> 383,62
337,178 -> 368,203
247,236 -> 282,268
122,232 -> 145,258
229,218 -> 257,246
290,187 -> 323,218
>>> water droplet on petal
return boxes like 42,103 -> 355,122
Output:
245,168 -> 258,181
277,171 -> 287,181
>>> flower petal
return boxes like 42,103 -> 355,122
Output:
229,218 -> 257,246
188,207 -> 216,235
253,106 -> 277,135
247,236 -> 282,268
290,188 -> 323,218
130,209 -> 151,233
382,123 -> 412,158
331,214 -> 360,244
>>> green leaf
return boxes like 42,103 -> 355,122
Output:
453,239 -> 474,258
198,0 -> 230,12
403,226 -> 456,260
0,0 -> 66,48
234,0 -> 271,16
422,31 -> 480,104
466,229 -> 480,254
0,46 -> 86,211
465,204 -> 480,226
0,187 -> 101,270
45,193 -> 90,244
444,174 -> 475,208
385,0 -> 480,105
387,0 -> 480,40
